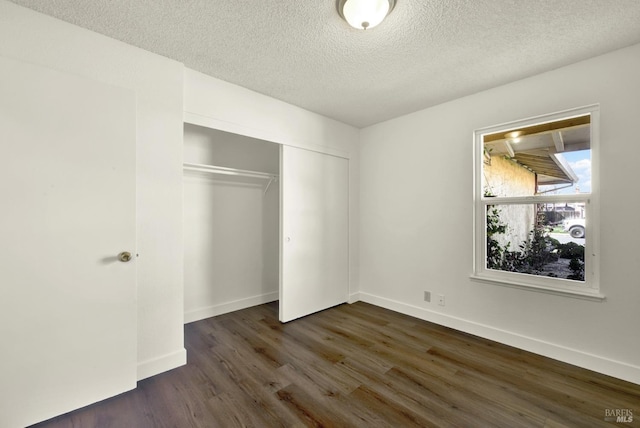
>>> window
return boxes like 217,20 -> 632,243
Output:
472,105 -> 602,300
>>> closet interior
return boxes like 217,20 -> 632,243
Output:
183,123 -> 280,323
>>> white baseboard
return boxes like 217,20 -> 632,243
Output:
137,348 -> 187,381
357,292 -> 640,385
184,291 -> 279,324
348,292 -> 361,304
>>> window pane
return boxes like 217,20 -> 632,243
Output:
486,203 -> 585,282
483,116 -> 591,197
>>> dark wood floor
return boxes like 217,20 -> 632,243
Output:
32,301 -> 639,427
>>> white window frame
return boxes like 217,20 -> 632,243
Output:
471,105 -> 604,301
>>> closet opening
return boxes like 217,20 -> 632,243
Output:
183,123 -> 280,323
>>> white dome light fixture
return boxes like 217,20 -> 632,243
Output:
337,0 -> 396,30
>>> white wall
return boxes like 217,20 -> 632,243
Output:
183,68 -> 361,300
358,43 -> 640,384
0,1 -> 186,380
183,125 -> 279,322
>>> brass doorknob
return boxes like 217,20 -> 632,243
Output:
118,251 -> 132,262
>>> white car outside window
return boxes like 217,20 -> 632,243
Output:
563,218 -> 585,239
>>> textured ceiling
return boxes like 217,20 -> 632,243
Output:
9,0 -> 640,127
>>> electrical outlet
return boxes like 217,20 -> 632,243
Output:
424,291 -> 431,302
437,294 -> 445,306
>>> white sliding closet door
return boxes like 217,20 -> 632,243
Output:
0,56 -> 137,427
280,146 -> 349,322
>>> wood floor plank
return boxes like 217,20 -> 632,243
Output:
348,383 -> 440,428
385,364 -> 541,428
30,301 -> 640,428
424,346 -> 625,427
336,355 -> 483,428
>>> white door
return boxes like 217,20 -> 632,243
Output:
0,56 -> 137,427
280,146 -> 349,322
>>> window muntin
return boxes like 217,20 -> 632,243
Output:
473,106 -> 600,296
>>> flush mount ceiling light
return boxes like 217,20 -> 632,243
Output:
337,0 -> 396,30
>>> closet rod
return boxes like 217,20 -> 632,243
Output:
183,162 -> 278,181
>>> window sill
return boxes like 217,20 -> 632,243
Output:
470,274 -> 606,302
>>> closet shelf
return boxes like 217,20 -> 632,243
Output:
183,162 -> 278,194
